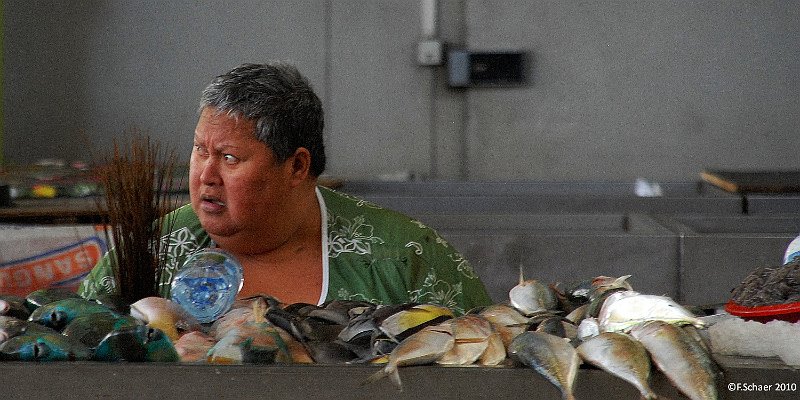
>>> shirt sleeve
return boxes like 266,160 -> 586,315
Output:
77,250 -> 117,299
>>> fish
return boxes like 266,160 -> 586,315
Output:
28,297 -> 117,331
337,305 -> 380,344
437,314 -> 495,365
509,268 -> 557,316
597,291 -> 705,333
93,325 -> 179,362
590,275 -> 634,297
564,304 -> 588,325
576,332 -> 657,399
630,320 -> 719,400
24,288 -> 82,312
477,304 -> 530,349
267,302 -> 357,363
207,333 -> 279,364
585,287 -> 629,318
478,330 -> 507,366
61,312 -> 141,349
535,316 -> 568,338
207,321 -> 311,364
129,296 -> 202,342
576,317 -> 600,342
173,330 -> 217,363
363,321 -> 455,391
0,295 -> 32,319
88,293 -> 131,314
319,299 -> 376,321
210,297 -> 268,340
207,297 -> 313,364
508,331 -> 581,400
378,303 -> 454,342
0,316 -> 59,344
0,331 -> 92,361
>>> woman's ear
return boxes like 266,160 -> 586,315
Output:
288,147 -> 312,184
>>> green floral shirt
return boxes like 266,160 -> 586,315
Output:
78,186 -> 491,315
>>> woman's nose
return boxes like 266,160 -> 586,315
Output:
198,157 -> 221,186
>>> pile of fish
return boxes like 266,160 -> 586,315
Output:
1,273 -> 721,399
498,274 -> 719,400
730,259 -> 800,307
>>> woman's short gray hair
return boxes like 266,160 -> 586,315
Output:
199,62 -> 326,176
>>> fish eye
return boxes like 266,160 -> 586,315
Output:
146,327 -> 159,342
51,310 -> 68,328
33,341 -> 50,360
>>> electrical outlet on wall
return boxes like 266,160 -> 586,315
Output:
417,40 -> 444,66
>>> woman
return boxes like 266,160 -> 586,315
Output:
79,62 -> 491,315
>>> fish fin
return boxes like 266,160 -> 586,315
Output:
361,367 -> 389,387
251,298 -> 268,324
518,265 -> 525,285
640,390 -> 660,400
388,367 -> 403,392
361,364 -> 403,391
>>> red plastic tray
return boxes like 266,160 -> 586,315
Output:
725,300 -> 800,323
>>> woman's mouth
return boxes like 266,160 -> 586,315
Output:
199,195 -> 226,213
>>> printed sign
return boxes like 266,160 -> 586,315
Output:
0,237 -> 105,296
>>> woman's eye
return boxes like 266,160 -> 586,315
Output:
223,154 -> 239,164
194,145 -> 208,155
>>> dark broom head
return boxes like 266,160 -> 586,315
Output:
98,131 -> 179,304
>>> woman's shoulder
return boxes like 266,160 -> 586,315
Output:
319,186 -> 432,235
161,203 -> 207,242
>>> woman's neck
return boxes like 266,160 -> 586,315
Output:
225,184 -> 324,304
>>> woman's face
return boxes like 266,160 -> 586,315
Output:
189,107 -> 293,249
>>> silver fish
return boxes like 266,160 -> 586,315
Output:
598,291 -> 705,333
630,320 -> 719,400
478,304 -> 530,349
509,268 -> 557,316
508,331 -> 581,400
577,332 -> 657,399
437,314 -> 494,365
363,321 -> 455,391
478,329 -> 507,366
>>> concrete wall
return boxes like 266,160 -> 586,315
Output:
4,1 -> 800,181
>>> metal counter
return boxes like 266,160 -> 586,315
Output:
341,181 -> 742,215
654,214 -> 800,305
0,355 -> 795,399
422,213 -> 679,302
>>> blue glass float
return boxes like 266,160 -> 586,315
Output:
170,248 -> 244,323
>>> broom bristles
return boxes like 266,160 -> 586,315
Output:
98,131 -> 178,303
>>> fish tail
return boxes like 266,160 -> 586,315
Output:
562,391 -> 576,400
389,367 -> 403,392
640,388 -> 659,400
360,368 -> 386,386
361,366 -> 402,391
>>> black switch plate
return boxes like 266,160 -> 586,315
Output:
448,50 -> 527,88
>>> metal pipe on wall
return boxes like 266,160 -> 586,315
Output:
420,0 -> 438,39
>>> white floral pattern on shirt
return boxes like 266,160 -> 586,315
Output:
156,227 -> 202,292
328,215 -> 386,258
409,271 -> 465,315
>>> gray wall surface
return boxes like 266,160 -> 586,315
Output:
4,1 -> 799,181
